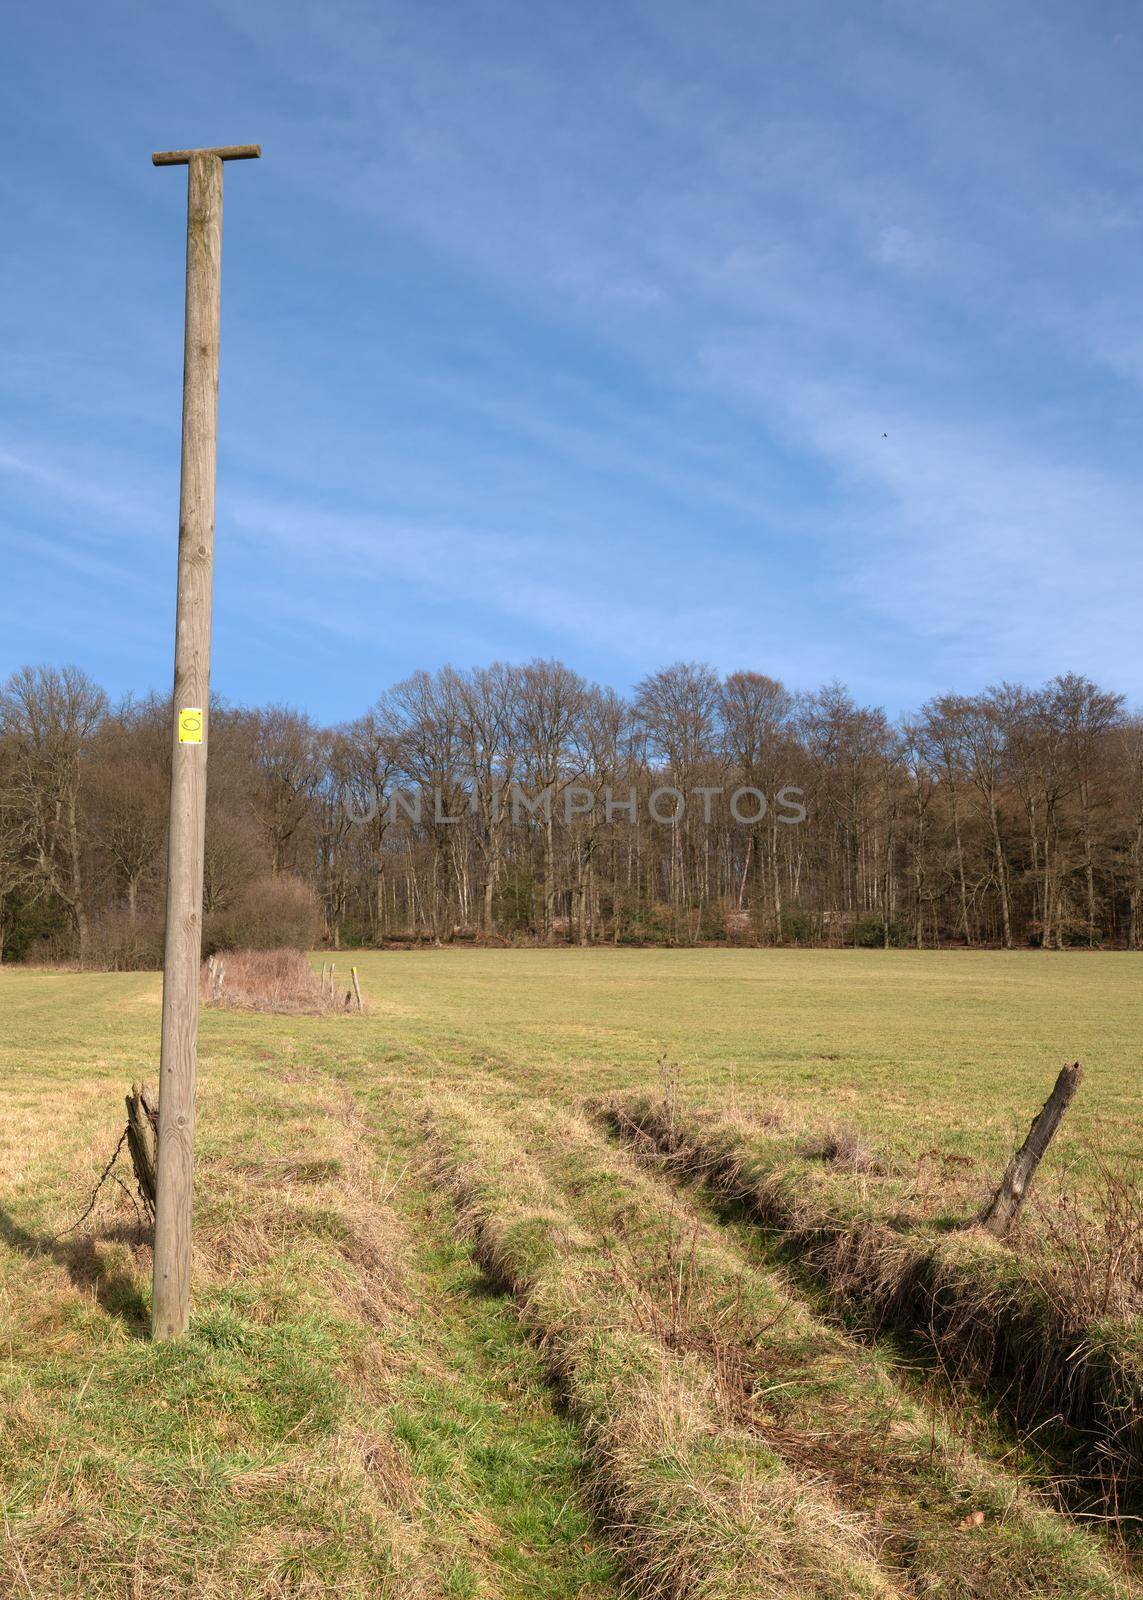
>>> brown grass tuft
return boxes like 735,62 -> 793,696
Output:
352,1428 -> 425,1514
200,949 -> 346,1014
798,1122 -> 881,1173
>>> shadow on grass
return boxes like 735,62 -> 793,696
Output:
0,1209 -> 151,1334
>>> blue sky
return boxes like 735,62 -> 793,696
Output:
3,0 -> 1142,721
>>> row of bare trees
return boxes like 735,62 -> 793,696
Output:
2,660 -> 1141,964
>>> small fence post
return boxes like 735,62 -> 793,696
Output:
977,1061 -> 1083,1238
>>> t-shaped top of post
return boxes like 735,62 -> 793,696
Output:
152,145 -> 261,166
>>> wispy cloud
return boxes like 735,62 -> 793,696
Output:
3,0 -> 1142,717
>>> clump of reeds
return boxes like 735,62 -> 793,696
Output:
201,948 -> 337,1014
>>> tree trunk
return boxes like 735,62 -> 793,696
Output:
1080,786 -> 1097,945
950,786 -> 971,944
66,791 -> 89,962
988,793 -> 1012,949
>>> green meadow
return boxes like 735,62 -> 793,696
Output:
2,949 -> 1140,1597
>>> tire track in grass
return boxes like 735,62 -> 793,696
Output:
423,1090 -> 907,1600
379,1183 -> 623,1599
361,1092 -> 623,1600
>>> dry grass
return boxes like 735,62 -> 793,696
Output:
1028,1158 -> 1143,1325
200,949 -> 347,1015
425,1091 -> 924,1600
4,950 -> 1141,1595
531,1101 -> 1136,1597
0,981 -> 623,1599
0,1077 -> 444,1600
797,1121 -> 882,1173
598,1090 -> 1143,1523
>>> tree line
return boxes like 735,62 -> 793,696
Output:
2,659 -> 1141,964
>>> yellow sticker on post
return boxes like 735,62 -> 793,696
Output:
178,708 -> 204,744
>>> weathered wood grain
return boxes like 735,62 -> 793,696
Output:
152,145 -> 260,166
152,150 -> 233,1340
977,1061 -> 1083,1238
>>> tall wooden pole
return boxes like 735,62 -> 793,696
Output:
151,143 -> 260,1340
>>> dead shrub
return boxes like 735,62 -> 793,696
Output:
204,873 -> 322,955
80,908 -> 167,971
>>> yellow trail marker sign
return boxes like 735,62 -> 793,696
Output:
178,708 -> 204,744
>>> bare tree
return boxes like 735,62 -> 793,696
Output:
455,663 -> 518,933
953,691 -> 1015,949
516,660 -> 587,938
1053,674 -> 1124,945
917,696 -> 975,944
87,698 -> 168,924
721,672 -> 796,931
636,662 -> 722,921
0,665 -> 107,961
392,669 -> 468,939
246,707 -> 325,876
334,696 -> 404,943
1121,717 -> 1143,950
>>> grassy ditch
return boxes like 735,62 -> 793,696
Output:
597,1091 -> 1143,1522
523,1099 -> 1135,1598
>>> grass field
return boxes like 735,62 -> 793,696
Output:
1,950 -> 1141,1597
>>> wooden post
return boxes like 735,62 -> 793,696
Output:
125,1081 -> 159,1219
151,143 -> 260,1341
351,965 -> 363,1012
977,1061 -> 1083,1238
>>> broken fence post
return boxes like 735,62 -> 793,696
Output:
976,1061 -> 1083,1238
351,965 -> 363,1012
126,1081 -> 159,1219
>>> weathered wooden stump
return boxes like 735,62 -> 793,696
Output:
977,1061 -> 1083,1238
126,1081 -> 159,1220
